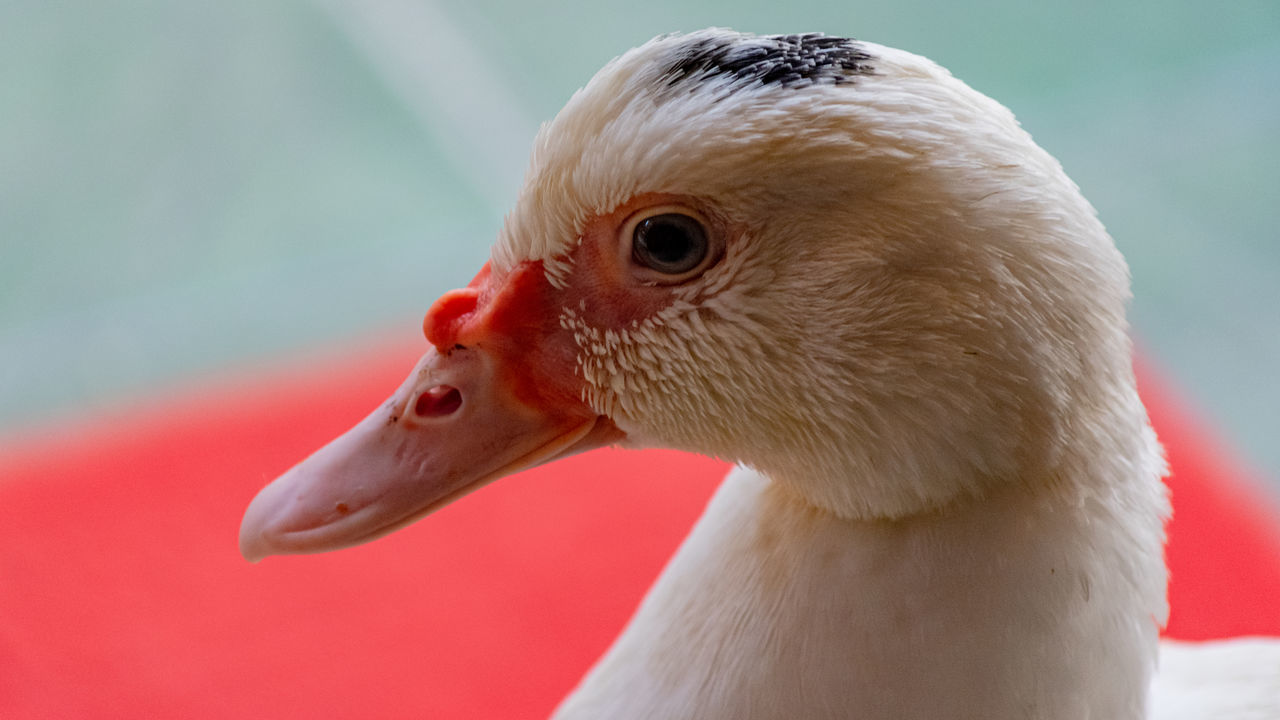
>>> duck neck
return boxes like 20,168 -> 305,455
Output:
556,465 -> 1167,720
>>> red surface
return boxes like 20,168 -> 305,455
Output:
1,340 -> 1278,718
1137,362 -> 1280,639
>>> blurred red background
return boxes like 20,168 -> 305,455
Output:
1,341 -> 1276,719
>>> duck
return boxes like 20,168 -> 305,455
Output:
238,29 -> 1280,719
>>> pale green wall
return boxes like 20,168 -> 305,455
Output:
3,0 -> 1277,482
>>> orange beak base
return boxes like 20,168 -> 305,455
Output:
238,262 -> 619,561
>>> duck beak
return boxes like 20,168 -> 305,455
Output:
239,262 -> 619,561
239,345 -> 617,561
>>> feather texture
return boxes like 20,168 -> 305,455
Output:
487,30 -> 1278,719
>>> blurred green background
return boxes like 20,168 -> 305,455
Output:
3,0 -> 1277,487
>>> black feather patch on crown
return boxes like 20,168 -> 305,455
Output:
661,33 -> 874,92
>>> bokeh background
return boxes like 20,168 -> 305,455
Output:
3,2 -> 1279,717
4,0 -> 1279,487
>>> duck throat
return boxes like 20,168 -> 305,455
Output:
554,466 -> 1167,720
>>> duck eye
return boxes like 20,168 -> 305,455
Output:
631,213 -> 709,276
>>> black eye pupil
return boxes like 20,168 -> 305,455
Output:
632,214 -> 709,275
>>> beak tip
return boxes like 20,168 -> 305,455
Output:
239,540 -> 267,564
239,487 -> 282,563
238,522 -> 270,563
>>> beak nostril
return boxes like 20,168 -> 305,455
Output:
414,386 -> 462,418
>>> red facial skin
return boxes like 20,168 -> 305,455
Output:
424,261 -> 587,415
238,195 -> 719,560
424,192 -> 722,412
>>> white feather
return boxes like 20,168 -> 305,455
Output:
487,29 -> 1280,720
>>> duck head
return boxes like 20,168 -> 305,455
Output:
240,29 -> 1141,560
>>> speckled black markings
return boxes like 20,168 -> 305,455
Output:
662,33 -> 875,91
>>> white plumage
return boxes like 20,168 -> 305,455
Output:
240,29 -> 1280,719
